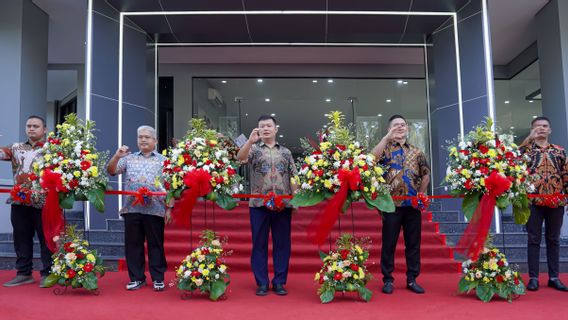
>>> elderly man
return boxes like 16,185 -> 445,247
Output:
107,125 -> 170,291
1,116 -> 52,288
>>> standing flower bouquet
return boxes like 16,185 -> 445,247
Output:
291,111 -> 394,245
43,226 -> 105,292
458,246 -> 525,302
174,230 -> 230,301
314,234 -> 373,303
161,119 -> 243,226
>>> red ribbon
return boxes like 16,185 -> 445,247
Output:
131,187 -> 152,206
307,168 -> 361,245
263,191 -> 287,211
456,171 -> 512,260
40,170 -> 65,252
171,169 -> 212,227
10,184 -> 32,205
411,192 -> 430,213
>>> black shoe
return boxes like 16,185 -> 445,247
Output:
382,282 -> 393,294
548,279 -> 568,292
256,285 -> 269,296
527,279 -> 539,291
272,284 -> 288,296
407,282 -> 425,294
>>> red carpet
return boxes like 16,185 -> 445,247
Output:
1,271 -> 567,320
119,201 -> 460,274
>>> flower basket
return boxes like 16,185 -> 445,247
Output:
314,234 -> 373,303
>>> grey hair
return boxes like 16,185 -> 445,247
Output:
137,125 -> 156,138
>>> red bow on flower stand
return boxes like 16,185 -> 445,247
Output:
171,169 -> 212,227
307,168 -> 361,245
456,171 -> 512,260
40,169 -> 65,252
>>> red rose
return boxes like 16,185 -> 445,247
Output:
201,248 -> 210,255
164,182 -> 171,190
340,249 -> 349,260
371,192 -> 378,200
497,260 -> 504,267
183,154 -> 192,164
80,160 -> 91,171
28,173 -> 38,181
215,177 -> 224,185
163,159 -> 171,166
496,275 -> 504,283
227,167 -> 236,176
464,179 -> 474,190
479,166 -> 489,175
67,269 -> 76,279
216,258 -> 222,266
336,145 -> 346,151
83,263 -> 94,272
76,253 -> 85,259
459,149 -> 470,155
350,264 -> 359,271
191,271 -> 201,277
64,242 -> 74,253
333,272 -> 342,281
514,277 -> 520,285
68,179 -> 79,189
479,145 -> 489,154
81,150 -> 90,156
505,152 -> 515,160
319,277 -> 325,284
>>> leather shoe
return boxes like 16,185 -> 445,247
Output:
272,284 -> 288,296
256,285 -> 269,296
548,279 -> 568,292
527,279 -> 539,291
382,282 -> 393,294
407,282 -> 425,294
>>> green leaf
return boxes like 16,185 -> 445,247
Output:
358,286 -> 373,302
165,193 -> 173,205
513,195 -> 531,225
363,192 -> 395,213
458,277 -> 470,293
320,289 -> 335,304
475,285 -> 494,302
82,273 -> 98,290
59,193 -> 75,210
318,250 -> 329,262
496,196 -> 510,210
87,188 -> 106,212
173,188 -> 183,200
43,274 -> 60,288
449,188 -> 464,197
215,193 -> 238,210
210,280 -> 228,301
290,191 -> 325,207
462,192 -> 481,220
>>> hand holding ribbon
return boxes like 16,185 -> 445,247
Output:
307,168 -> 361,245
456,171 -> 512,260
40,169 -> 65,252
171,169 -> 212,227
132,187 -> 152,206
264,191 -> 286,211
411,192 -> 430,213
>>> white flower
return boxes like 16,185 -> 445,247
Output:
211,240 -> 221,247
219,265 -> 227,273
65,252 -> 77,262
194,278 -> 203,286
184,270 -> 191,278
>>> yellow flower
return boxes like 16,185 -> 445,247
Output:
324,180 -> 332,189
62,138 -> 70,146
480,178 -> 485,186
89,166 -> 99,177
208,263 -> 214,269
364,171 -> 371,177
209,140 -> 217,146
314,273 -> 320,281
358,268 -> 365,279
202,269 -> 210,276
450,147 -> 458,157
177,155 -> 184,166
487,149 -> 498,158
333,151 -> 341,161
364,187 -> 369,192
73,171 -> 81,178
85,153 -> 98,160
44,154 -> 52,161
460,169 -> 471,179
86,254 -> 95,262
374,167 -> 383,175
355,245 -> 363,254
353,274 -> 359,280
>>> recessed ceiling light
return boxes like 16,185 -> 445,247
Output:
529,100 -> 534,103
325,98 -> 331,102
279,135 -> 284,138
397,80 -> 403,84
265,98 -> 271,102
276,125 -> 280,128
402,81 -> 408,85
510,126 -> 515,129
504,100 -> 510,104
377,114 -> 383,117
365,135 -> 370,138
371,125 -> 376,128
327,79 -> 334,83
221,80 -> 227,84
312,80 -> 318,83
324,113 -> 329,117
386,99 -> 392,103
532,115 -> 538,118
245,113 -> 249,116
270,113 -> 276,117
257,79 -> 263,83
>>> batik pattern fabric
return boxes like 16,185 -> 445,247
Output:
0,141 -> 45,207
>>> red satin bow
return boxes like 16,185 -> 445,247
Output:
40,169 -> 65,252
456,171 -> 512,260
172,169 -> 213,227
10,184 -> 32,205
411,192 -> 430,213
264,191 -> 286,211
307,168 -> 361,245
132,187 -> 152,206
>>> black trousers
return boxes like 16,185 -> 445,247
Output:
124,213 -> 167,282
381,206 -> 422,283
526,205 -> 564,279
11,205 -> 53,277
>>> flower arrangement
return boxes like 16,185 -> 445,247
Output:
43,225 -> 105,291
458,246 -> 525,302
32,113 -> 108,212
174,230 -> 230,301
445,118 -> 532,224
314,234 -> 373,303
161,119 -> 243,212
291,111 -> 393,212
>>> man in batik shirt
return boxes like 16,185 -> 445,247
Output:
372,115 -> 430,295
237,115 -> 297,296
1,116 -> 52,288
107,125 -> 170,292
520,116 -> 568,292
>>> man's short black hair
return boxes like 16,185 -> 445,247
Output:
27,115 -> 46,127
388,114 -> 406,124
257,115 -> 277,125
531,116 -> 550,127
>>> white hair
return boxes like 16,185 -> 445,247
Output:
137,125 -> 156,138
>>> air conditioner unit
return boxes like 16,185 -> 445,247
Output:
208,88 -> 225,107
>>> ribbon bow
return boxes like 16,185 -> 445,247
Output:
307,168 -> 361,245
40,169 -> 65,252
132,187 -> 152,206
172,169 -> 213,227
411,192 -> 430,213
264,191 -> 286,211
456,171 -> 512,260
10,184 -> 32,205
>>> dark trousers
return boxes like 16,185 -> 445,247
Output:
250,207 -> 292,287
526,205 -> 564,279
381,206 -> 422,283
124,213 -> 167,282
11,205 -> 53,277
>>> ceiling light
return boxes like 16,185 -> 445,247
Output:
377,114 -> 383,117
270,113 -> 276,117
312,80 -> 318,83
402,81 -> 408,85
265,98 -> 271,102
371,125 -> 376,128
529,100 -> 534,103
510,126 -> 515,129
532,115 -> 537,118
324,113 -> 329,117
365,135 -> 370,138
257,79 -> 263,83
386,99 -> 391,103
327,79 -> 334,83
397,80 -> 403,84
276,125 -> 280,128
504,100 -> 510,104
245,113 -> 249,116
325,98 -> 331,102
279,135 -> 284,138
221,80 -> 227,84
